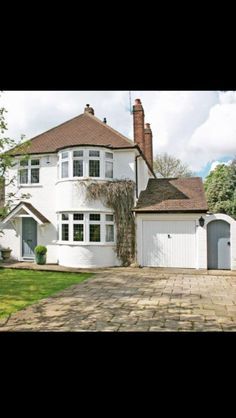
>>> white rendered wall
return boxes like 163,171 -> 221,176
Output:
58,244 -> 120,268
137,157 -> 152,196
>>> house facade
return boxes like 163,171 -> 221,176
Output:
0,99 -> 236,269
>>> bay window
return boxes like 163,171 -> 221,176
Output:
59,149 -> 114,180
59,212 -> 114,244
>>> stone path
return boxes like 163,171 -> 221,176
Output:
1,267 -> 236,331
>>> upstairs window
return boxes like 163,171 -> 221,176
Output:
105,152 -> 113,178
61,152 -> 69,178
19,159 -> 40,185
73,150 -> 84,177
89,150 -> 100,177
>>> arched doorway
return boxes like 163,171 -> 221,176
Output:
207,220 -> 230,269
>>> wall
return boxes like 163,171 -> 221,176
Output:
137,157 -> 153,197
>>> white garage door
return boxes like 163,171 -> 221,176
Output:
142,220 -> 196,268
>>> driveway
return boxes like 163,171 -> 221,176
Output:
1,268 -> 236,331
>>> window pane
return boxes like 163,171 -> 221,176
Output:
20,160 -> 28,167
73,224 -> 84,241
105,152 -> 113,159
62,224 -> 69,241
105,161 -> 113,178
62,152 -> 69,159
89,214 -> 100,221
89,160 -> 100,177
73,213 -> 84,221
90,225 -> 100,242
61,161 -> 69,178
89,150 -> 100,157
20,169 -> 28,184
73,150 -> 83,157
31,159 -> 40,166
106,214 -> 114,222
106,225 -> 114,242
62,213 -> 69,221
31,168 -> 39,183
73,160 -> 83,177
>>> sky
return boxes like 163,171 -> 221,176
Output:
1,91 -> 236,178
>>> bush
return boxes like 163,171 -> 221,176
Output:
34,245 -> 47,256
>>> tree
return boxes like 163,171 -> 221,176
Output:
204,161 -> 236,219
0,92 -> 29,219
153,153 -> 194,178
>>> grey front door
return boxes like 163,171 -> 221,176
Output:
22,217 -> 37,258
207,220 -> 230,269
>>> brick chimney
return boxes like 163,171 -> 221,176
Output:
84,104 -> 94,115
144,123 -> 153,169
133,98 -> 145,154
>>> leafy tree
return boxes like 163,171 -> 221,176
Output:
204,161 -> 236,219
153,153 -> 194,178
0,92 -> 30,220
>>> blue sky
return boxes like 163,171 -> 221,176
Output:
1,91 -> 236,178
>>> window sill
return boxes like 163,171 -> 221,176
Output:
19,184 -> 43,188
56,241 -> 115,246
55,178 -> 113,185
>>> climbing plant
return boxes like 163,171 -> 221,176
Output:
82,179 -> 135,266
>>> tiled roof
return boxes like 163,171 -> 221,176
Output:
10,112 -> 135,155
134,177 -> 208,212
2,201 -> 50,224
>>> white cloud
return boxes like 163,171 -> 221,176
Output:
209,159 -> 233,172
1,90 -> 235,174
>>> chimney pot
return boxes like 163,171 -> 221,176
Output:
103,118 -> 107,124
135,98 -> 142,105
84,104 -> 95,115
145,123 -> 151,129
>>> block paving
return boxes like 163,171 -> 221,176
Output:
1,264 -> 236,332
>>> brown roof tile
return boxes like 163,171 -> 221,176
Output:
2,201 -> 50,224
134,177 -> 208,212
10,112 -> 135,155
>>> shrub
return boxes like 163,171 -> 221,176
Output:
34,245 -> 47,256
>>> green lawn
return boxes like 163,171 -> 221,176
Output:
0,268 -> 93,319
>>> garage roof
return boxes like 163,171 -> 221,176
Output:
134,177 -> 208,212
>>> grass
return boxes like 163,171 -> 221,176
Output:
0,268 -> 94,319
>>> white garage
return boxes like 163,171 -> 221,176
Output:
142,219 -> 196,268
134,178 -> 236,270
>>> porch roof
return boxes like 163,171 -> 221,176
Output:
1,202 -> 50,225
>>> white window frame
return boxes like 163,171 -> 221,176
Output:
89,213 -> 101,242
58,148 -> 114,181
72,150 -> 84,178
60,213 -> 70,242
18,158 -> 40,185
88,150 -> 100,178
105,213 -> 115,242
105,152 -> 114,179
73,213 -> 84,242
58,212 -> 115,245
60,152 -> 69,179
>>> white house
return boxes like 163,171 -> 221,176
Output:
0,99 -> 236,270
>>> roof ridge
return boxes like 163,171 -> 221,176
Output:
83,112 -> 134,146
